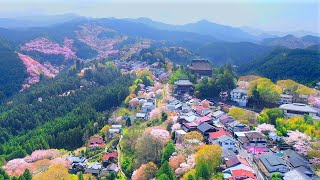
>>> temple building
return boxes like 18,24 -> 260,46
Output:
188,59 -> 212,76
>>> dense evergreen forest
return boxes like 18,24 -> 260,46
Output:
129,47 -> 195,65
0,41 -> 27,100
196,42 -> 271,66
239,48 -> 320,84
0,62 -> 133,161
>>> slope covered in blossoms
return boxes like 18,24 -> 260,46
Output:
18,53 -> 59,87
21,37 -> 77,60
2,149 -> 69,176
76,24 -> 128,58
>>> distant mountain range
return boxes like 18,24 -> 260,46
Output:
195,42 -> 272,66
0,14 -> 318,96
261,35 -> 320,49
0,14 -> 82,28
0,14 -> 319,45
240,26 -> 320,39
125,18 -> 256,42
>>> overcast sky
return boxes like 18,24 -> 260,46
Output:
0,0 -> 319,33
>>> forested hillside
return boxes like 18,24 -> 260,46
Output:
196,42 -> 271,66
239,48 -> 320,84
0,62 -> 133,161
0,41 -> 27,100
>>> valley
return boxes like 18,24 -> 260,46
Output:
0,14 -> 319,180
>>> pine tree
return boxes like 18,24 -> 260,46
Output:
161,141 -> 175,164
187,174 -> 195,180
22,169 -> 32,180
0,168 -> 10,180
126,117 -> 131,126
157,174 -> 170,180
78,172 -> 84,180
109,172 -> 116,180
195,159 -> 210,180
18,175 -> 26,180
156,161 -> 176,180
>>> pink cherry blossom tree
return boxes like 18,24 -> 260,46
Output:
2,158 -> 35,176
146,92 -> 155,99
149,108 -> 161,119
144,126 -> 170,143
171,123 -> 181,132
174,154 -> 195,176
256,123 -> 276,134
129,98 -> 139,107
284,130 -> 311,155
308,96 -> 320,108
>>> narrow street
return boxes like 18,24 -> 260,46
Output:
117,135 -> 127,179
238,148 -> 264,180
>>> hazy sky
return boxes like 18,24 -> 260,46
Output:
0,0 -> 319,33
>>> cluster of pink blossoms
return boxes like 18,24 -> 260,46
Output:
18,53 -> 59,86
174,154 -> 195,176
149,108 -> 162,119
145,126 -> 170,143
76,24 -> 126,58
24,149 -> 61,162
2,149 -> 68,176
256,123 -> 277,133
2,158 -> 35,176
21,37 -> 77,60
129,98 -> 139,107
284,130 -> 312,155
171,123 -> 181,132
308,96 -> 320,108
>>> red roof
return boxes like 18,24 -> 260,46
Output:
220,115 -> 231,121
103,152 -> 118,162
225,156 -> 250,168
238,156 -> 250,167
196,116 -> 212,124
194,105 -> 205,109
89,136 -> 105,148
231,169 -> 256,179
89,136 -> 105,144
209,129 -> 231,140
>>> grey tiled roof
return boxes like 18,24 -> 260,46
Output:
66,155 -> 86,163
222,149 -> 237,158
189,60 -> 212,71
197,122 -> 213,133
85,162 -> 102,174
259,153 -> 289,174
283,150 -> 311,169
175,79 -> 193,86
283,167 -> 313,180
279,103 -> 318,113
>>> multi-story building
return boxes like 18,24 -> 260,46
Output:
230,89 -> 248,106
174,79 -> 194,95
